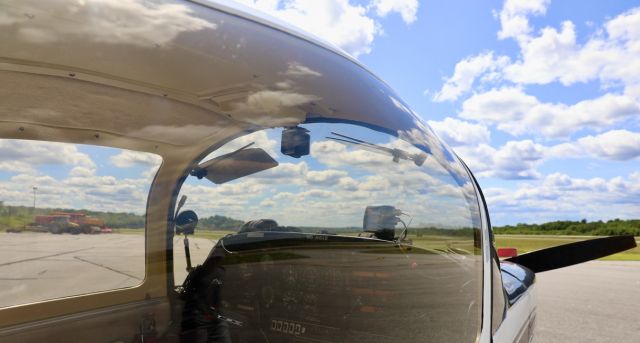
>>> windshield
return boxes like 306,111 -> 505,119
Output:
181,124 -> 477,230
174,121 -> 482,342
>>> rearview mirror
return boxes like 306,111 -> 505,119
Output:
192,146 -> 278,184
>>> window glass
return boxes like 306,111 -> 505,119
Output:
0,139 -> 161,308
174,123 -> 482,342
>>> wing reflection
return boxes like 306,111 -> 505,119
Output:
327,132 -> 427,166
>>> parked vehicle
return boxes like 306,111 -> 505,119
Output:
37,215 -> 80,234
34,212 -> 107,234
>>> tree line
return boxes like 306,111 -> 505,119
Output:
493,219 -> 640,236
3,202 -> 637,235
0,203 -> 244,231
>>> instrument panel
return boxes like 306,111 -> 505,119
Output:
194,232 -> 480,343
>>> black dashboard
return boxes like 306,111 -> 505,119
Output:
182,231 -> 481,343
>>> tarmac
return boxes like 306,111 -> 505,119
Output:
1,232 -> 639,342
535,260 -> 640,342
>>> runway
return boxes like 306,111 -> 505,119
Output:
0,232 -> 148,308
534,261 -> 640,342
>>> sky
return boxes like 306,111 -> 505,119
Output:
0,0 -> 638,227
0,141 -> 161,215
230,0 -> 640,225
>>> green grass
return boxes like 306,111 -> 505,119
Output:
193,230 -> 236,240
112,228 -> 235,241
409,234 -> 476,252
495,234 -> 640,261
10,224 -> 636,261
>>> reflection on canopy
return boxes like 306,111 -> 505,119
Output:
181,123 -> 480,231
0,0 -> 216,47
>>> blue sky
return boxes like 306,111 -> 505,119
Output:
234,0 -> 640,225
1,0 -> 637,227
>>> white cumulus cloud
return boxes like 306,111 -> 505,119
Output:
371,0 -> 419,24
427,117 -> 491,147
502,7 -> 640,99
432,52 -> 510,102
234,0 -> 379,57
549,130 -> 640,161
456,140 -> 545,180
460,88 -> 639,138
0,139 -> 95,173
485,172 -> 640,223
234,0 -> 419,57
496,0 -> 550,42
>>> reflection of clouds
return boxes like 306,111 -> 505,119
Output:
249,162 -> 308,183
275,80 -> 295,89
182,126 -> 480,229
2,70 -> 235,147
298,189 -> 334,199
4,0 -> 216,47
183,181 -> 265,200
309,138 -> 454,196
178,182 -> 258,220
313,136 -> 439,171
272,191 -> 296,201
246,90 -> 318,109
400,124 -> 473,188
226,90 -> 320,126
283,62 -> 322,78
388,95 -> 412,115
207,62 -> 320,127
271,189 -> 333,202
399,127 -> 446,162
259,199 -> 276,208
359,175 -> 390,191
337,176 -> 359,191
311,140 -> 389,167
307,169 -> 348,186
204,131 -> 278,160
194,158 -> 474,228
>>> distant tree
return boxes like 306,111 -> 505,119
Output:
493,218 -> 640,236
